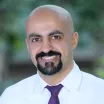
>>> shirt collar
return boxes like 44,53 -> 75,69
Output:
61,61 -> 82,91
34,61 -> 82,93
34,73 -> 47,93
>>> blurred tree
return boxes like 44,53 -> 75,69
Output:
0,0 -> 104,81
94,56 -> 104,78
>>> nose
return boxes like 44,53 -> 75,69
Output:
41,39 -> 53,53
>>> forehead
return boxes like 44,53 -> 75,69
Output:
26,12 -> 65,35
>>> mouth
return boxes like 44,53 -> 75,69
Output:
42,55 -> 56,60
36,51 -> 61,65
37,55 -> 60,63
41,55 -> 58,62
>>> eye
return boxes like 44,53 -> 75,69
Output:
31,37 -> 42,42
51,35 -> 62,40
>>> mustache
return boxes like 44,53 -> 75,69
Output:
36,51 -> 61,60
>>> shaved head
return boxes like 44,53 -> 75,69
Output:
26,5 -> 74,35
26,5 -> 78,77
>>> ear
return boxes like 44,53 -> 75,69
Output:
25,38 -> 30,53
72,32 -> 79,50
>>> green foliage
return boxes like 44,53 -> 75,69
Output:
94,56 -> 104,78
0,0 -> 103,56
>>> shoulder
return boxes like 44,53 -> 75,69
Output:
81,71 -> 104,91
0,74 -> 38,102
82,71 -> 104,84
5,74 -> 37,91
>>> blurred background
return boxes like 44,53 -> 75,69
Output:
0,0 -> 104,95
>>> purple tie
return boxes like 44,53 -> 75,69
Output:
46,84 -> 63,104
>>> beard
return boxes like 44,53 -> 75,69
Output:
36,51 -> 63,75
37,58 -> 62,75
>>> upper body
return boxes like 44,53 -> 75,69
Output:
0,4 -> 104,104
0,62 -> 104,104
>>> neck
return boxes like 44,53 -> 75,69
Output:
38,61 -> 74,86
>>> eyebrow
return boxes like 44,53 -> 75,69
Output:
49,30 -> 64,36
28,30 -> 64,39
28,33 -> 41,39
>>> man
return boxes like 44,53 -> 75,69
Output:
0,5 -> 104,104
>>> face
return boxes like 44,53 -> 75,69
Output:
26,11 -> 78,75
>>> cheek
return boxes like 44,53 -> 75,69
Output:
61,44 -> 69,60
31,50 -> 37,60
29,44 -> 41,65
53,42 -> 69,60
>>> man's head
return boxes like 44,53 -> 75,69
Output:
26,5 -> 78,76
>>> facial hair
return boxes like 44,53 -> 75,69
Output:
36,51 -> 63,75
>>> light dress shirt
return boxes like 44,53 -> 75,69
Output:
0,62 -> 104,104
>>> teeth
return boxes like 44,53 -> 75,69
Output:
42,56 -> 56,60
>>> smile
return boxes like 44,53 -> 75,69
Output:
42,56 -> 56,60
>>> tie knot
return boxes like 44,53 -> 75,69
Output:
46,84 -> 63,97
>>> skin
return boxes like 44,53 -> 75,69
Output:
26,5 -> 78,85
